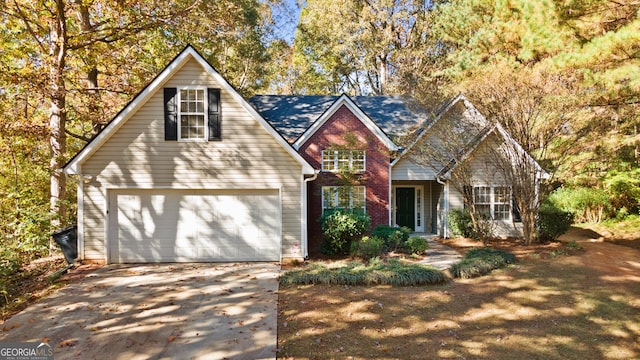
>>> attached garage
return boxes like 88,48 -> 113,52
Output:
65,47 -> 315,264
108,189 -> 281,263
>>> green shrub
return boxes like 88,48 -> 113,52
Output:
447,209 -> 474,238
280,258 -> 448,286
351,236 -> 385,260
604,169 -> 640,216
0,249 -> 22,278
548,187 -> 611,223
320,210 -> 371,255
372,225 -> 411,251
405,237 -> 429,254
537,202 -> 574,242
450,248 -> 515,279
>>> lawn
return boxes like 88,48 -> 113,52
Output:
277,233 -> 640,359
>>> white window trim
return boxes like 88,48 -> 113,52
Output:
177,86 -> 208,142
473,186 -> 511,221
321,186 -> 366,214
321,150 -> 366,173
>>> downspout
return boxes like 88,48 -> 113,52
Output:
388,162 -> 393,226
75,166 -> 86,262
436,177 -> 448,238
302,171 -> 319,259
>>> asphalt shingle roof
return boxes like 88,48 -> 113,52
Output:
248,95 -> 429,143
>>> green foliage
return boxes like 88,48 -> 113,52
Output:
447,209 -> 474,238
548,187 -> 612,223
372,225 -> 411,251
450,248 -> 515,279
320,210 -> 371,255
405,237 -> 429,255
280,258 -> 448,286
604,168 -> 640,217
566,240 -> 582,250
0,249 -> 22,278
351,236 -> 385,260
536,202 -> 574,242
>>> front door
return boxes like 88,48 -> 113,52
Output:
396,187 -> 415,230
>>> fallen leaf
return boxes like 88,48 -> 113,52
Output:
2,323 -> 20,331
167,336 -> 177,342
59,339 -> 78,347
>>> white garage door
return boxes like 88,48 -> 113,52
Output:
109,189 -> 281,263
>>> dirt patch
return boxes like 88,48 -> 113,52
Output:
1,258 -> 102,321
278,230 -> 640,359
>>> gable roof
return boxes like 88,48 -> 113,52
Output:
292,94 -> 399,150
248,95 -> 428,145
391,94 -> 484,169
392,94 -> 549,180
64,45 -> 314,175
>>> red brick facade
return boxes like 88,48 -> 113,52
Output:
298,105 -> 391,255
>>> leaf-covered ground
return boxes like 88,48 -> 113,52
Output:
277,229 -> 640,359
0,257 -> 101,321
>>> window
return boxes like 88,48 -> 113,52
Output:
322,150 -> 365,172
164,87 -> 221,141
493,187 -> 511,220
322,186 -> 366,213
473,186 -> 511,220
473,186 -> 491,219
179,89 -> 206,140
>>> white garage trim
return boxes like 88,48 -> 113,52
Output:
106,188 -> 282,263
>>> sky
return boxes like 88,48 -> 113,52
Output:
270,0 -> 302,43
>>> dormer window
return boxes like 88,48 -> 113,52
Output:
164,87 -> 221,141
322,150 -> 365,172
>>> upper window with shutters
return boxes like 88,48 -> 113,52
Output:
164,87 -> 221,141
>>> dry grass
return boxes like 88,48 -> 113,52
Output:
277,235 -> 640,359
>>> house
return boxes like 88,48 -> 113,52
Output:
65,45 -> 546,263
249,93 -> 547,254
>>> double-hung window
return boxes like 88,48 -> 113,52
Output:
493,187 -> 511,220
473,186 -> 492,219
472,186 -> 511,220
322,186 -> 366,213
164,87 -> 221,141
322,150 -> 365,172
179,88 -> 206,140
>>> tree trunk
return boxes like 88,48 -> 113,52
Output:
49,0 -> 68,252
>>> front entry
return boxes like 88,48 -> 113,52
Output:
396,187 -> 415,230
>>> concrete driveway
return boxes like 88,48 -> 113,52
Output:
0,262 -> 280,360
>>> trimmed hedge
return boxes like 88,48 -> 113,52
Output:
371,225 -> 411,251
405,237 -> 429,254
450,248 -> 515,279
351,236 -> 385,260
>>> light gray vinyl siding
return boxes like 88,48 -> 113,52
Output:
80,58 -> 303,260
392,157 -> 438,181
447,135 -> 523,238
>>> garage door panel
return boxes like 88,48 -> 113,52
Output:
110,190 -> 281,263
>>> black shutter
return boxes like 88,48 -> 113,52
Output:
208,88 -> 221,140
164,88 -> 178,141
512,197 -> 522,222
